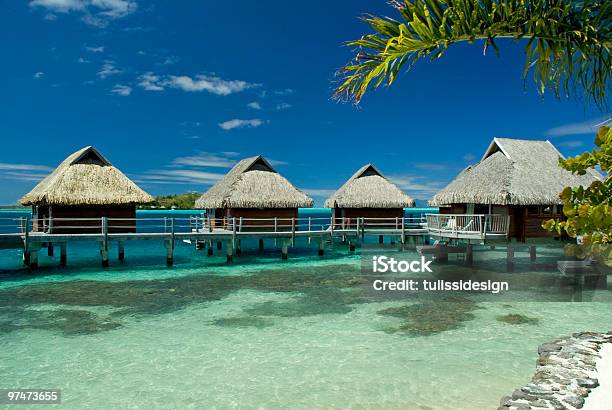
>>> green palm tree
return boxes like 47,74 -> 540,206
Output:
334,0 -> 610,108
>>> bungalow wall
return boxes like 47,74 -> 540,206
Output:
332,207 -> 404,229
32,205 -> 136,234
208,208 -> 299,231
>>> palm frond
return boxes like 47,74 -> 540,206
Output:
334,0 -> 611,109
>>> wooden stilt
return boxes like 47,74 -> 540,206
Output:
100,242 -> 109,268
47,243 -> 54,257
226,240 -> 234,263
281,240 -> 288,260
466,243 -> 473,265
378,235 -> 384,244
165,239 -> 174,266
318,239 -> 324,256
217,241 -> 222,250
60,242 -> 67,266
118,241 -> 125,262
529,245 -> 536,262
101,217 -> 109,268
259,238 -> 264,250
507,244 -> 514,272
349,241 -> 355,252
30,247 -> 40,269
435,251 -> 448,263
207,240 -> 213,256
22,225 -> 30,266
236,239 -> 242,255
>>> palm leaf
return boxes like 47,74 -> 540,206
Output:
334,0 -> 611,109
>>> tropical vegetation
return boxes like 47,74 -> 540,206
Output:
543,126 -> 612,265
334,0 -> 610,108
150,193 -> 201,210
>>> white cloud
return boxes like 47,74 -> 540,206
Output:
0,172 -> 50,182
86,45 -> 105,53
166,75 -> 258,95
274,88 -> 294,96
135,169 -> 225,185
218,119 -> 264,131
33,71 -> 45,79
275,102 -> 292,110
90,0 -> 136,18
546,117 -> 610,137
558,140 -> 584,148
247,101 -> 262,110
97,61 -> 121,78
77,57 -> 89,63
161,56 -> 179,65
414,162 -> 447,171
111,84 -> 132,96
0,163 -> 53,182
30,0 -> 85,13
462,153 -> 476,162
134,151 -> 242,186
138,72 -> 164,91
171,152 -> 238,168
388,174 -> 445,199
137,72 -> 258,96
30,0 -> 136,27
0,163 -> 53,172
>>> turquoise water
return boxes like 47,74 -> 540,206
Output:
0,212 -> 610,409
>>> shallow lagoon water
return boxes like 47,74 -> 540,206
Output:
1,237 -> 611,409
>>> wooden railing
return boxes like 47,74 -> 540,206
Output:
425,214 -> 510,239
0,218 -> 27,235
5,216 -> 428,236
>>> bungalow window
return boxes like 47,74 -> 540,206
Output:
541,206 -> 552,215
527,206 -> 539,215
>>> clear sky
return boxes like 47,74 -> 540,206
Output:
0,1 -> 608,205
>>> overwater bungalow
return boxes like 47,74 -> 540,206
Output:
195,155 -> 313,230
324,164 -> 415,229
428,138 -> 600,242
20,146 -> 154,234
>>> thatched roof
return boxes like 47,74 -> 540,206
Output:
429,138 -> 601,206
20,146 -> 154,206
324,164 -> 415,208
195,156 -> 313,209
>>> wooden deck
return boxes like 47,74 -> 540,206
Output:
425,214 -> 510,242
0,216 -> 429,268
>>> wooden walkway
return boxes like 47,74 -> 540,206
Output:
0,216 -> 428,268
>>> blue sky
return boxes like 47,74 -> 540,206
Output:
0,0 -> 608,205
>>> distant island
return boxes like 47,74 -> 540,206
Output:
146,192 -> 201,210
0,204 -> 28,210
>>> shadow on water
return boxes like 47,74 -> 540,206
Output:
1,245 -> 603,337
376,296 -> 482,337
496,313 -> 540,325
0,263 -> 376,336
